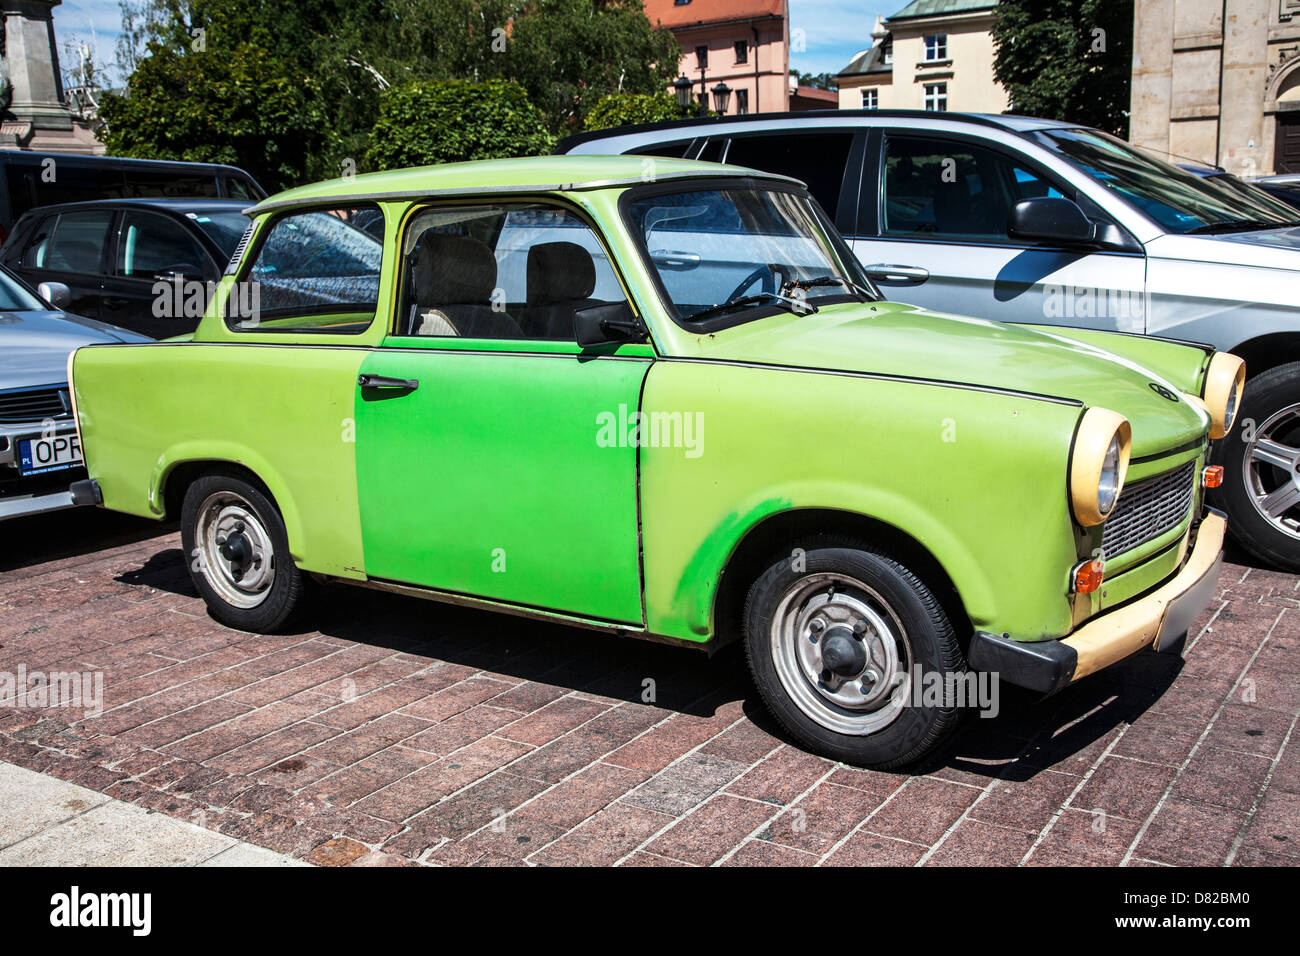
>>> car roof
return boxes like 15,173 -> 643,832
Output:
19,198 -> 250,219
246,155 -> 803,215
555,109 -> 1080,151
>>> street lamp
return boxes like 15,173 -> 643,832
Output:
672,74 -> 694,112
711,81 -> 732,116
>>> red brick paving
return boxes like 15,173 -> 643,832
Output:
0,510 -> 1297,866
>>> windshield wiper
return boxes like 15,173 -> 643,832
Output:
781,275 -> 877,301
1185,218 -> 1300,235
688,292 -> 818,324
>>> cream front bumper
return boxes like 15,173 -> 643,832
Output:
968,512 -> 1226,694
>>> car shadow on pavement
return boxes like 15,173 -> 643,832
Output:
2,510 -> 173,574
112,541 -> 1188,771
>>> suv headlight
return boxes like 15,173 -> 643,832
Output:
1202,352 -> 1245,439
1070,408 -> 1132,527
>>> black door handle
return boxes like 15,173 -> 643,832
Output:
358,374 -> 419,390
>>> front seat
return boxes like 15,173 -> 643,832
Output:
410,235 -> 523,338
520,241 -> 599,340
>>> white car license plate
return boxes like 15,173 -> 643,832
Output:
18,434 -> 83,475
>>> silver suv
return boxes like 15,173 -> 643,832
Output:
560,111 -> 1300,571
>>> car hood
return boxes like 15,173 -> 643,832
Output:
1146,225 -> 1300,271
696,301 -> 1209,458
0,309 -> 151,390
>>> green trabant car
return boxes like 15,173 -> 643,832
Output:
67,156 -> 1243,768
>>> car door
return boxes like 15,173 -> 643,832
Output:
11,208 -> 114,319
850,131 -> 1147,332
102,208 -> 219,339
354,198 -> 648,624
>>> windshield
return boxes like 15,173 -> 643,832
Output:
0,266 -> 48,311
190,211 -> 253,259
1035,128 -> 1300,234
623,184 -> 876,326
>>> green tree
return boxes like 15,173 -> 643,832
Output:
992,0 -> 1133,136
99,42 -> 327,191
583,91 -> 682,131
364,79 -> 553,170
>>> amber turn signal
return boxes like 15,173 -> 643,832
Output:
1203,465 -> 1224,489
1071,559 -> 1105,595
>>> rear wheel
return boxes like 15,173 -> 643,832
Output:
180,474 -> 308,632
1212,363 -> 1300,571
742,541 -> 967,769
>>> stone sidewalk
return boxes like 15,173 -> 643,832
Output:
0,760 -> 307,866
0,509 -> 1296,866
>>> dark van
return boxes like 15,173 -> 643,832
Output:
0,151 -> 265,239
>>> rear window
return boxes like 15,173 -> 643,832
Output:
231,205 -> 382,333
22,210 -> 113,274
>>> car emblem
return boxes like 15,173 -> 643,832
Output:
1149,382 -> 1179,403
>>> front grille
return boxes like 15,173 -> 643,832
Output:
0,386 -> 69,424
1101,461 -> 1197,558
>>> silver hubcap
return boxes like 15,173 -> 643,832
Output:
195,492 -> 276,609
770,572 -> 912,736
1244,405 -> 1300,541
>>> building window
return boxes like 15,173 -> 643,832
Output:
736,89 -> 749,114
696,45 -> 709,69
924,82 -> 948,111
861,89 -> 878,110
924,34 -> 947,61
734,39 -> 748,63
674,0 -> 691,5
882,39 -> 892,65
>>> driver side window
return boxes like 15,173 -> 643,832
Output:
882,135 -> 1065,243
116,210 -> 209,280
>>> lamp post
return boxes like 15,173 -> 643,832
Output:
711,81 -> 732,116
672,74 -> 693,116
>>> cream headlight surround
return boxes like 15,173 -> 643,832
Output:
1070,408 -> 1133,527
1202,352 -> 1246,440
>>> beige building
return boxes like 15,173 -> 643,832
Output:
1132,0 -> 1300,176
835,0 -> 1009,113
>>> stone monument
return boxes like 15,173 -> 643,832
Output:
0,0 -> 101,153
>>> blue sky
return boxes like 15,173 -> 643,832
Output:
789,0 -> 889,77
52,0 -> 888,89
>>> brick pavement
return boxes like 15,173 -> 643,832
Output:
0,509 -> 1296,866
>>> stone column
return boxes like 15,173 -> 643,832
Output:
1130,0 -> 1176,154
1,0 -> 101,152
1218,0 -> 1271,175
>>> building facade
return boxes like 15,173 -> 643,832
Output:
836,0 -> 1008,114
644,0 -> 790,115
1132,0 -> 1300,176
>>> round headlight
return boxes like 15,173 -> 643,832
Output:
1070,408 -> 1133,527
1202,352 -> 1246,440
1098,434 -> 1122,516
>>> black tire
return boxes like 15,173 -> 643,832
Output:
180,474 -> 308,633
742,539 -> 968,769
1211,362 -> 1300,572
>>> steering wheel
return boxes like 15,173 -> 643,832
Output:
727,264 -> 780,302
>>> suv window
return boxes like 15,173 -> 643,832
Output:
397,201 -> 626,341
626,140 -> 694,159
232,205 -> 382,333
722,132 -> 855,216
116,210 -> 208,279
882,135 -> 1064,242
24,210 -> 113,273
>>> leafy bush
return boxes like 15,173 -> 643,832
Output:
364,79 -> 554,171
583,92 -> 683,132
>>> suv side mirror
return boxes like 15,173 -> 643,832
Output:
1007,197 -> 1098,246
37,281 -> 71,310
574,302 -> 647,349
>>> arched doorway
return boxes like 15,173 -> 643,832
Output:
1272,57 -> 1300,173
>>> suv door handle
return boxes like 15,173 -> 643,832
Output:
358,374 -> 419,390
861,263 -> 930,285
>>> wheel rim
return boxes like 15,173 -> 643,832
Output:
195,491 -> 276,609
1242,404 -> 1300,541
769,571 -> 913,736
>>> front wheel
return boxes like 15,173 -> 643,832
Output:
180,474 -> 308,633
742,542 -> 968,769
1212,362 -> 1300,572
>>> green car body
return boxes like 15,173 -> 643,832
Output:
68,156 -> 1236,766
